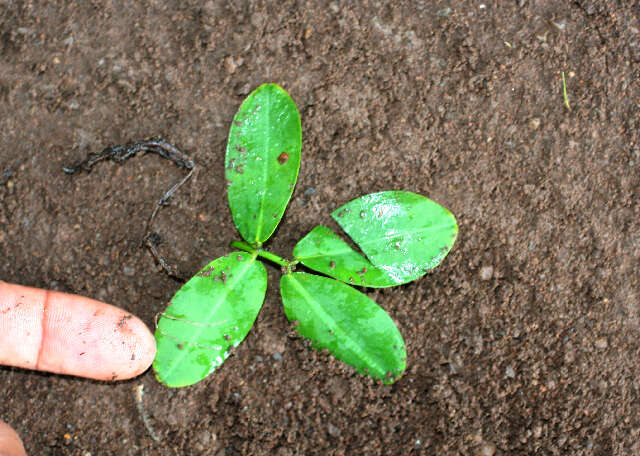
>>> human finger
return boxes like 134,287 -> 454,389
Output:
0,281 -> 155,381
0,420 -> 26,456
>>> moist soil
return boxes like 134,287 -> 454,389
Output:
1,1 -> 639,455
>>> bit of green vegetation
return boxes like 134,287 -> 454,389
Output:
153,83 -> 458,387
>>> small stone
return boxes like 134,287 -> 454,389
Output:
327,422 -> 341,437
123,266 -> 135,276
272,352 -> 283,361
529,117 -> 541,130
594,337 -> 608,350
505,365 -> 515,378
480,266 -> 494,280
478,442 -> 496,456
533,425 -> 542,438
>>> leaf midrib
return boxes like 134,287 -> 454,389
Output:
254,89 -> 271,243
297,222 -> 454,261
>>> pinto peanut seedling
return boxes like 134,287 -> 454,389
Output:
67,84 -> 458,388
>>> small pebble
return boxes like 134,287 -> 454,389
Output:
480,266 -> 494,280
594,337 -> 608,349
505,366 -> 515,378
478,442 -> 496,456
123,266 -> 135,276
533,425 -> 542,438
327,422 -> 341,437
272,352 -> 283,361
529,117 -> 541,130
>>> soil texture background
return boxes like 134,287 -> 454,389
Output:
1,1 -> 639,455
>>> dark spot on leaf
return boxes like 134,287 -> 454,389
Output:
234,145 -> 246,152
337,209 -> 350,217
235,165 -> 244,174
237,255 -> 244,261
177,343 -> 184,350
277,152 -> 289,164
329,261 -> 336,269
224,334 -> 231,341
198,266 -> 216,277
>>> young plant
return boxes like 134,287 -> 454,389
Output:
152,84 -> 458,387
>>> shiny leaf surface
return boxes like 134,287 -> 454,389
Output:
153,252 -> 267,387
332,191 -> 457,285
280,272 -> 406,384
293,225 -> 397,287
225,83 -> 302,244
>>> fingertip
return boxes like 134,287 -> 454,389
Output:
0,421 -> 27,456
117,314 -> 156,380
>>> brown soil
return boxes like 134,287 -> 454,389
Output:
1,1 -> 639,455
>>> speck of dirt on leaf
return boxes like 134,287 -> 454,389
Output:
330,261 -> 336,269
277,152 -> 289,164
237,255 -> 244,261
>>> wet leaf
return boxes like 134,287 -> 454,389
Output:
225,83 -> 302,245
280,272 -> 406,384
153,252 -> 267,387
331,191 -> 457,285
293,225 -> 397,287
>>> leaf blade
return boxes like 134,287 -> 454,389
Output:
280,272 -> 406,384
293,225 -> 397,287
153,252 -> 267,387
225,83 -> 302,244
331,191 -> 457,285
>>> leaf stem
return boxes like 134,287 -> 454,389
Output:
230,240 -> 291,269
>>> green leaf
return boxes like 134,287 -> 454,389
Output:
293,225 -> 397,287
225,83 -> 302,245
153,252 -> 267,387
331,191 -> 457,286
280,272 -> 406,384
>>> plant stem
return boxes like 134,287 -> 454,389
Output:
230,240 -> 290,268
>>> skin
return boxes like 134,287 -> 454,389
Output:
0,421 -> 26,456
0,281 -> 157,455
